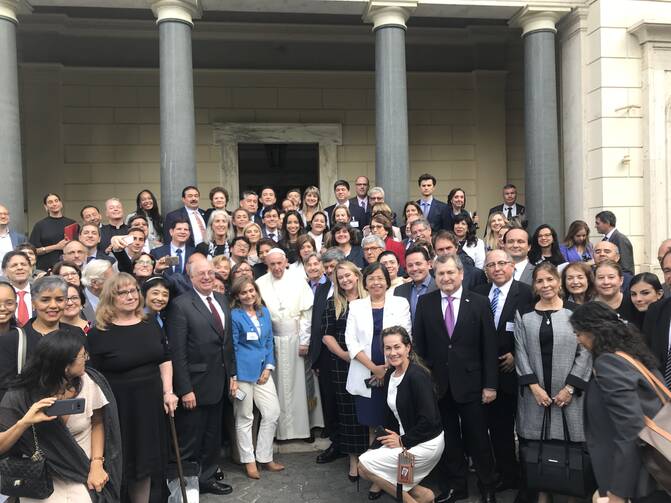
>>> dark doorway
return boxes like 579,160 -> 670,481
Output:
238,143 -> 319,201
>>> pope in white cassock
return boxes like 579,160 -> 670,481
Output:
256,248 -> 324,440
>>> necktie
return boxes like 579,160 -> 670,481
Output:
506,207 -> 513,220
490,287 -> 500,328
86,256 -> 95,264
268,232 -> 275,241
155,313 -> 164,328
206,296 -> 224,336
422,202 -> 429,217
444,296 -> 455,338
175,249 -> 183,274
16,291 -> 29,327
602,235 -> 608,242
665,348 -> 671,389
194,210 -> 207,241
360,199 -> 366,211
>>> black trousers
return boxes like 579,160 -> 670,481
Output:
316,345 -> 340,448
486,389 -> 518,485
438,390 -> 497,494
169,400 -> 223,482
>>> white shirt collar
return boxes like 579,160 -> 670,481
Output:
605,228 -> 616,239
441,285 -> 463,301
491,277 -> 514,297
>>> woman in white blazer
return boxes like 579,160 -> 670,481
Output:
345,262 -> 411,430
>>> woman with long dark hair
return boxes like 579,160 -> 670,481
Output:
442,187 -> 477,232
278,210 -> 306,264
628,272 -> 664,330
528,224 -> 565,267
127,190 -> 163,249
0,281 -> 24,402
570,302 -> 669,503
30,193 -> 77,271
453,213 -> 485,269
0,330 -> 122,502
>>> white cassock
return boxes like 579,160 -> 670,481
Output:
257,269 -> 324,440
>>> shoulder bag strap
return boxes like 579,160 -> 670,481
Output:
615,351 -> 671,403
16,327 -> 26,374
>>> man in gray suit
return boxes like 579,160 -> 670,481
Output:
595,210 -> 634,274
394,246 -> 436,321
0,204 -> 26,265
504,227 -> 534,286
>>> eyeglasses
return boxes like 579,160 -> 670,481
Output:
65,296 -> 81,304
116,288 -> 140,298
363,246 -> 382,252
194,271 -> 216,278
485,261 -> 512,269
135,260 -> 154,266
75,351 -> 90,362
370,224 -> 384,230
60,271 -> 79,278
0,301 -> 17,309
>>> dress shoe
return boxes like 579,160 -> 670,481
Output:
480,491 -> 497,503
316,444 -> 346,464
368,490 -> 383,500
435,489 -> 469,503
214,467 -> 225,481
260,461 -> 285,472
199,480 -> 233,495
245,462 -> 260,480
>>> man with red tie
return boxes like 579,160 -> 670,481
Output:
2,250 -> 32,326
413,254 -> 499,503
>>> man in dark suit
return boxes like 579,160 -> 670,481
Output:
414,254 -> 499,503
152,218 -> 196,295
260,207 -> 282,242
474,249 -> 533,491
308,248 -> 347,464
503,227 -> 534,286
324,179 -> 367,230
643,250 -> 671,387
433,230 -> 487,291
239,190 -> 261,223
78,223 -> 115,265
394,245 -> 436,321
166,255 -> 236,496
489,184 -> 527,229
417,173 -> 447,232
350,175 -> 371,226
163,186 -> 208,247
595,210 -> 635,275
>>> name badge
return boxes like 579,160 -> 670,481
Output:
246,331 -> 259,341
350,220 -> 359,228
505,322 -> 515,333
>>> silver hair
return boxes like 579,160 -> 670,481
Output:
433,253 -> 464,271
361,235 -> 386,250
320,247 -> 346,264
206,209 -> 230,243
32,276 -> 68,297
81,259 -> 113,287
368,186 -> 385,198
409,217 -> 431,231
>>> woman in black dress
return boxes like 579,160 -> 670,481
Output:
321,260 -> 370,482
30,193 -> 77,271
87,273 -> 178,503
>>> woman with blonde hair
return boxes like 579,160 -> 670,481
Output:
243,222 -> 263,264
300,186 -> 323,227
483,211 -> 508,251
321,261 -> 370,483
87,273 -> 177,503
195,209 -> 230,258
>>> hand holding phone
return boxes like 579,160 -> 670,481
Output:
165,256 -> 180,267
44,398 -> 85,417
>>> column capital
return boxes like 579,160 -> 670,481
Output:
363,0 -> 417,31
150,0 -> 202,26
509,5 -> 571,37
0,0 -> 31,24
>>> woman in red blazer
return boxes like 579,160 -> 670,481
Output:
370,214 -> 405,269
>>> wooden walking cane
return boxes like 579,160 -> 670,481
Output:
168,415 -> 189,503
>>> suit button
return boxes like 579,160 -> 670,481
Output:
448,344 -> 452,349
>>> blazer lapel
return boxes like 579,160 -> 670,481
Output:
450,292 -> 471,343
191,291 -> 222,337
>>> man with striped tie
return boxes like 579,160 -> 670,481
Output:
642,250 -> 671,390
474,249 -> 533,493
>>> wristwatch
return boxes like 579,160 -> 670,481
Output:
565,384 -> 575,395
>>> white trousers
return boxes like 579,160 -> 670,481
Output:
234,376 -> 281,464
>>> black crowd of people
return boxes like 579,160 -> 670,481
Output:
0,174 -> 668,503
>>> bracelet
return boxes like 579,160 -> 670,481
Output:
91,456 -> 105,463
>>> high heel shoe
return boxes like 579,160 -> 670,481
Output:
368,490 -> 383,500
244,462 -> 260,480
348,474 -> 359,483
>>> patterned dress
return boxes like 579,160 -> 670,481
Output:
321,298 -> 370,454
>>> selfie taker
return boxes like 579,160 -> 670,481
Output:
358,326 -> 444,503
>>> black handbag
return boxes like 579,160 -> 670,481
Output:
520,406 -> 596,497
0,424 -> 54,498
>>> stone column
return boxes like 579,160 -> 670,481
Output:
511,6 -> 570,233
365,1 -> 416,218
0,0 -> 26,232
151,0 -> 201,216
